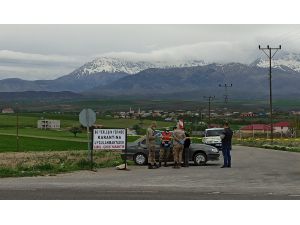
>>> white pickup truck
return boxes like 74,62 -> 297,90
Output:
202,128 -> 224,149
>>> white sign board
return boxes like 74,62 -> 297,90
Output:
93,128 -> 126,150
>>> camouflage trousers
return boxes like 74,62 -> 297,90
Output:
148,145 -> 156,165
159,147 -> 170,162
173,144 -> 183,164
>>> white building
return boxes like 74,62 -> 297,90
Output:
273,122 -> 290,134
37,120 -> 60,129
2,108 -> 14,114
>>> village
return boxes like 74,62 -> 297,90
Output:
2,105 -> 298,138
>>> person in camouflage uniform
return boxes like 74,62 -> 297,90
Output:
146,121 -> 159,169
172,125 -> 186,168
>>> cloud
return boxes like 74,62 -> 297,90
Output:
101,41 -> 265,64
0,50 -> 88,80
2,30 -> 300,81
0,50 -> 86,66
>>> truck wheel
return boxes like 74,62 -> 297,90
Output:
193,152 -> 207,166
134,153 -> 147,165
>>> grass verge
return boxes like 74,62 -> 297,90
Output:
0,150 -> 132,178
233,138 -> 300,153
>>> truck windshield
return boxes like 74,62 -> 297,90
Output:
206,129 -> 224,137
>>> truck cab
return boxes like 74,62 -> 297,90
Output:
202,128 -> 224,149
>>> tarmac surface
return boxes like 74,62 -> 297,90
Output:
0,146 -> 299,200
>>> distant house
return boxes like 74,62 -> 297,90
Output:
37,120 -> 60,129
273,122 -> 290,134
240,124 -> 271,133
2,108 -> 14,114
152,112 -> 162,117
240,112 -> 255,117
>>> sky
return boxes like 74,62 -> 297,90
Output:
1,24 -> 300,80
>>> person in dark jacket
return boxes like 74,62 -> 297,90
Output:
182,131 -> 191,167
220,122 -> 233,168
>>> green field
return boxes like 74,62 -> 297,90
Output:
0,134 -> 87,152
0,113 -> 166,152
0,114 -> 173,129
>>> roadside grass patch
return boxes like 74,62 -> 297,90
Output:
234,138 -> 300,153
0,150 -> 126,178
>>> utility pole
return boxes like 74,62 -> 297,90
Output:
219,83 -> 233,104
203,96 -> 215,127
259,45 -> 281,144
16,103 -> 19,151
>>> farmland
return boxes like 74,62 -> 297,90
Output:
0,113 -> 172,152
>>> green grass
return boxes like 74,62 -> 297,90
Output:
0,114 -> 173,128
0,127 -> 88,141
233,138 -> 300,153
127,135 -> 141,142
0,134 -> 141,152
0,151 -> 128,178
0,113 -> 172,146
0,134 -> 87,152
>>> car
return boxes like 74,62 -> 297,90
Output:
121,136 -> 220,166
202,128 -> 224,149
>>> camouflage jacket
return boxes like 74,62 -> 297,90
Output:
146,127 -> 156,147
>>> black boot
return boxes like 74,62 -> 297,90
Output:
153,163 -> 159,169
159,161 -> 162,167
172,162 -> 177,168
164,161 -> 168,167
148,164 -> 153,169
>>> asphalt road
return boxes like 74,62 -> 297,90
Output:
0,146 -> 299,200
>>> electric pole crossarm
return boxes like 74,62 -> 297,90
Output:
272,49 -> 280,58
219,83 -> 232,104
260,49 -> 270,58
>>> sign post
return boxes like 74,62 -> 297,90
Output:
79,108 -> 96,170
92,128 -> 128,170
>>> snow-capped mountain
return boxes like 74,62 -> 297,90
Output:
70,57 -> 156,77
69,57 -> 207,77
255,52 -> 300,72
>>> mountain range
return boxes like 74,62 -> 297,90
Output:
0,53 -> 300,100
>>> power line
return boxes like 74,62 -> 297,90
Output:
219,83 -> 233,104
258,44 -> 282,144
203,96 -> 215,127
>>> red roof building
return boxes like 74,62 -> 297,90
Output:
240,124 -> 271,132
273,122 -> 290,134
240,122 -> 290,134
273,122 -> 290,128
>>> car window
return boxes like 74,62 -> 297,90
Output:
206,129 -> 224,137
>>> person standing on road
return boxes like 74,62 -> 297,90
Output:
182,131 -> 191,167
159,128 -> 172,167
146,121 -> 159,169
172,124 -> 186,169
220,122 -> 233,168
